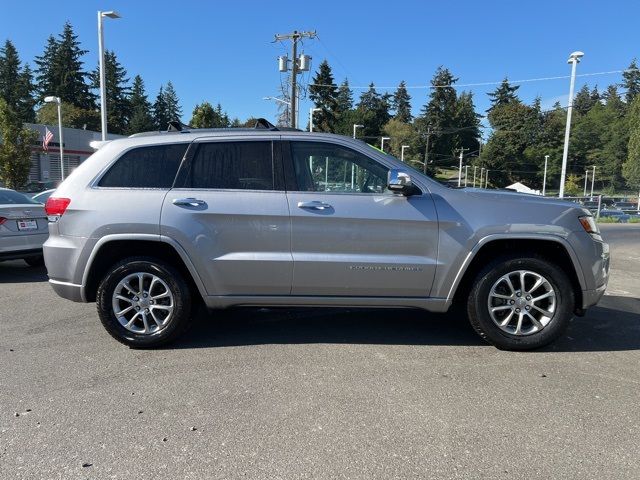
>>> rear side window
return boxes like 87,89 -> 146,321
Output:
180,141 -> 275,190
98,144 -> 188,188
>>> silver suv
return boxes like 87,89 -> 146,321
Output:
43,122 -> 610,350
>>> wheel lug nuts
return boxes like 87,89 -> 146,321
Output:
516,292 -> 521,297
515,308 -> 520,313
526,295 -> 531,300
145,309 -> 149,313
525,306 -> 530,310
133,297 -> 138,301
135,306 -> 140,311
143,293 -> 147,298
510,300 -> 515,305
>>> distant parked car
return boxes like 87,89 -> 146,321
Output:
0,188 -> 48,266
582,200 -> 600,212
612,201 -> 637,213
599,209 -> 631,223
31,189 -> 56,204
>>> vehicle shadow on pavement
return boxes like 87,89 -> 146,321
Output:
171,306 -> 485,348
0,261 -> 48,283
170,295 -> 640,352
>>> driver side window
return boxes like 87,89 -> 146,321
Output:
290,141 -> 389,194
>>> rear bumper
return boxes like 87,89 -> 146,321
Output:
0,233 -> 47,258
49,279 -> 85,302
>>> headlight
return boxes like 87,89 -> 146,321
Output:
579,215 -> 599,235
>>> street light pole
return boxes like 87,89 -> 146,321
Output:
542,155 -> 549,196
473,166 -> 477,188
381,137 -> 390,152
401,145 -> 409,162
352,124 -> 364,139
97,10 -> 121,141
44,96 -> 65,180
559,51 -> 584,198
484,169 -> 490,189
309,107 -> 321,132
457,148 -> 468,187
464,165 -> 469,187
583,170 -> 589,197
590,165 -> 596,198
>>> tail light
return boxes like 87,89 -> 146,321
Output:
45,197 -> 71,218
0,217 -> 6,225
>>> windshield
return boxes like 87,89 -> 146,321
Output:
0,189 -> 40,205
364,144 -> 433,179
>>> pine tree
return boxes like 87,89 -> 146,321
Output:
623,96 -> 640,188
0,40 -> 35,123
163,81 -> 182,121
574,84 -> 597,115
622,59 -> 640,104
416,67 -> 459,158
35,22 -> 95,110
308,60 -> 338,132
454,91 -> 480,151
127,75 -> 154,134
487,78 -> 519,112
356,83 -> 391,143
336,79 -> 353,113
392,80 -> 412,123
90,50 -> 130,134
153,85 -> 169,130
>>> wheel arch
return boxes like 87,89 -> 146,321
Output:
82,235 -> 207,303
449,235 -> 585,312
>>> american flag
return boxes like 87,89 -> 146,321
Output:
43,127 -> 53,151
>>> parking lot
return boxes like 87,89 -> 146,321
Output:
1,224 -> 639,479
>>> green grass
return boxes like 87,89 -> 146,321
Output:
629,216 -> 640,223
597,217 -> 618,223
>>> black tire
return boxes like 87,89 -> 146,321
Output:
24,255 -> 45,267
467,255 -> 575,351
96,257 -> 192,348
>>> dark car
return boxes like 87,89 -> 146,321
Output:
599,209 -> 631,223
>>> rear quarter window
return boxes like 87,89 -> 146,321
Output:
98,143 -> 188,188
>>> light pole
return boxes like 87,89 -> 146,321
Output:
590,165 -> 596,198
309,107 -> 321,132
401,145 -> 410,162
583,170 -> 589,197
381,136 -> 390,152
480,167 -> 485,188
352,124 -> 364,139
44,96 -> 65,181
484,169 -> 490,188
559,51 -> 584,198
473,166 -> 478,188
464,165 -> 469,187
97,10 -> 121,141
542,155 -> 549,196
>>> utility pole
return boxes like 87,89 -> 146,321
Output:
590,165 -> 596,198
464,165 -> 469,187
542,155 -> 549,196
485,169 -> 490,188
457,147 -> 469,187
274,30 -> 316,129
423,125 -> 434,175
473,166 -> 477,188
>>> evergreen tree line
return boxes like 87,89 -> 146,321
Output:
0,22 -> 237,136
308,59 -> 640,194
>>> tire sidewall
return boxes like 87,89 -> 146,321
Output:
468,256 -> 574,350
97,258 -> 191,347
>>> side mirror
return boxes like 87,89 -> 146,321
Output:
387,168 -> 416,196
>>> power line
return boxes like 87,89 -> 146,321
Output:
307,68 -> 639,90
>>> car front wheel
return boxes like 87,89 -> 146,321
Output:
467,255 -> 575,350
96,257 -> 192,348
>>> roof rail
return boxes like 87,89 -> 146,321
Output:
130,118 -> 304,138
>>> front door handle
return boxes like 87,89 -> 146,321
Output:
297,201 -> 332,210
173,197 -> 206,207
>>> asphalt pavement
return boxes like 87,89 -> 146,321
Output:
0,224 -> 639,479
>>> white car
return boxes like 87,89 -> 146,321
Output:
0,188 -> 48,266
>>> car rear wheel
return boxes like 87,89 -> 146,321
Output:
467,255 -> 575,350
96,257 -> 192,348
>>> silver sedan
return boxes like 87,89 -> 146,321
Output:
0,188 -> 48,266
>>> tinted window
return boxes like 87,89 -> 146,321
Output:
0,189 -> 39,205
290,142 -> 389,194
99,144 -> 187,188
182,141 -> 274,190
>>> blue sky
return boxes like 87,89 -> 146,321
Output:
2,0 -> 638,136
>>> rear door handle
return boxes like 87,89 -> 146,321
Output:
173,198 -> 206,207
297,201 -> 332,210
